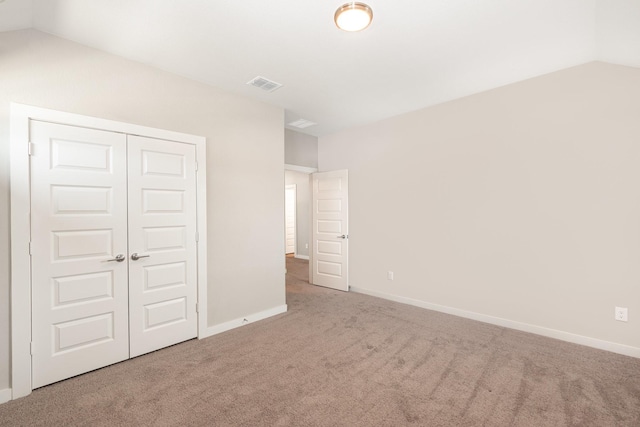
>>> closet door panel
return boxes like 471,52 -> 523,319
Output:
127,135 -> 198,357
30,121 -> 130,388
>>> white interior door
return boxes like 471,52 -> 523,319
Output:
30,121 -> 130,388
285,185 -> 296,254
31,123 -> 200,387
127,135 -> 198,358
311,170 -> 349,291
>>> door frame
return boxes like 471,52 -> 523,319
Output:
9,103 -> 208,399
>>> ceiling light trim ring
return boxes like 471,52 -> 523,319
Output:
334,2 -> 373,32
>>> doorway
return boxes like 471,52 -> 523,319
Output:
284,167 -> 314,260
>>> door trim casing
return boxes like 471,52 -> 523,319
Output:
284,164 -> 317,174
9,103 -> 208,400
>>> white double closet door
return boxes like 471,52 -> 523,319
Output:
30,121 -> 198,388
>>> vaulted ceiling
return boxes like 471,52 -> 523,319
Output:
2,0 -> 640,136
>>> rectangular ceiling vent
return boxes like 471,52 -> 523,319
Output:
288,119 -> 317,129
247,76 -> 283,92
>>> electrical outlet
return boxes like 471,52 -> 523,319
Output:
615,307 -> 628,322
387,271 -> 394,280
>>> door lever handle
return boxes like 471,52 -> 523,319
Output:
131,253 -> 150,261
337,235 -> 348,239
106,254 -> 126,262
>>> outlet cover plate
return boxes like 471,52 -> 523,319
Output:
615,306 -> 628,322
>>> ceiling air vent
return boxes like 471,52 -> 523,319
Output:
247,76 -> 283,92
288,119 -> 317,129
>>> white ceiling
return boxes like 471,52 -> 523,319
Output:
2,0 -> 640,137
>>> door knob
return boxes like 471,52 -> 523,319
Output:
106,254 -> 126,262
131,253 -> 150,261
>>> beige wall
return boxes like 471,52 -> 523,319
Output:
0,30 -> 286,391
596,0 -> 640,67
285,129 -> 318,168
285,171 -> 311,258
319,62 -> 640,352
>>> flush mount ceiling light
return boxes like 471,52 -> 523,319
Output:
334,2 -> 373,32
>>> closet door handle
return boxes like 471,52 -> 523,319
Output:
131,253 -> 150,261
106,254 -> 126,262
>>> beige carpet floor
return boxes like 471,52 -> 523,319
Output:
1,256 -> 639,426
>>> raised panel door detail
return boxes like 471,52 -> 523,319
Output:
317,261 -> 342,278
317,220 -> 341,234
144,297 -> 187,330
144,262 -> 187,291
143,226 -> 186,252
53,229 -> 113,261
52,185 -> 111,215
317,199 -> 341,213
142,189 -> 185,213
53,272 -> 114,307
53,313 -> 114,354
318,177 -> 342,192
142,150 -> 185,177
317,241 -> 342,256
51,139 -> 112,172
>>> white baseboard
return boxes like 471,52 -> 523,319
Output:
350,286 -> 640,359
294,254 -> 309,260
199,304 -> 288,339
0,388 -> 12,404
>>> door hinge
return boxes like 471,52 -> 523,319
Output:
195,161 -> 198,171
28,142 -> 34,156
195,232 -> 199,242
28,241 -> 32,255
195,303 -> 199,313
30,342 -> 34,355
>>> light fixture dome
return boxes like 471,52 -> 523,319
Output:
334,2 -> 373,32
